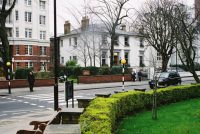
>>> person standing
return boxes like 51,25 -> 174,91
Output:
28,71 -> 35,92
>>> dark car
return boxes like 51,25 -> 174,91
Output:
158,71 -> 181,86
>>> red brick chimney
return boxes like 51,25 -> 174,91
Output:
81,16 -> 89,29
64,21 -> 71,34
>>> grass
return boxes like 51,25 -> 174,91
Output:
116,98 -> 200,134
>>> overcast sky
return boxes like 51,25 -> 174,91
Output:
49,0 -> 194,35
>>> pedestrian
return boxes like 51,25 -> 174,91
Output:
131,71 -> 136,82
138,70 -> 142,82
27,71 -> 35,92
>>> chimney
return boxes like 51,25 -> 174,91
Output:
121,24 -> 126,31
64,21 -> 71,34
81,16 -> 89,29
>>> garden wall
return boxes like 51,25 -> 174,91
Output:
0,79 -> 54,89
78,74 -> 132,83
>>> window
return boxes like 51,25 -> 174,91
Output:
140,38 -> 144,47
25,0 -> 31,6
125,37 -> 129,46
102,35 -> 107,45
73,37 -> 77,47
16,62 -> 20,69
102,51 -> 107,66
60,40 -> 63,47
125,52 -> 129,64
139,56 -> 144,67
25,28 -> 32,38
16,45 -> 20,55
40,46 -> 47,55
25,12 -> 32,22
25,45 -> 33,55
61,57 -> 64,64
73,56 -> 77,61
40,31 -> 46,40
39,15 -> 45,25
15,10 -> 19,21
25,62 -> 33,68
40,62 -> 46,71
16,27 -> 19,37
114,36 -> 119,46
40,0 -> 46,10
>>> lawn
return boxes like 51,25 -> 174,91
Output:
116,98 -> 200,134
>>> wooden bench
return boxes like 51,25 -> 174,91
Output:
134,88 -> 146,92
95,93 -> 111,98
16,108 -> 84,134
77,97 -> 94,108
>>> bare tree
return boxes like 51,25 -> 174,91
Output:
89,0 -> 130,68
135,0 -> 178,72
0,0 -> 16,78
172,4 -> 200,83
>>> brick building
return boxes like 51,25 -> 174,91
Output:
0,0 -> 50,72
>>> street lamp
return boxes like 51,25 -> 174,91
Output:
54,0 -> 59,111
6,61 -> 11,94
121,59 -> 126,91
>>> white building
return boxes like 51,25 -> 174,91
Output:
57,17 -> 150,69
0,0 -> 50,72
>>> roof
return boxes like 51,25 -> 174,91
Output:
58,23 -> 138,38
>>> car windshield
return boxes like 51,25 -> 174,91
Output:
159,72 -> 169,78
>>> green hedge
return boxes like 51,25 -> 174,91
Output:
79,84 -> 200,134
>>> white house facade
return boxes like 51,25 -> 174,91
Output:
57,17 -> 151,70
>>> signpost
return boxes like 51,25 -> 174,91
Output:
6,61 -> 11,94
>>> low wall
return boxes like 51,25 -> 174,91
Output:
78,74 -> 132,84
0,79 -> 54,89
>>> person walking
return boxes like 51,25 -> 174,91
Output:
131,71 -> 136,82
27,71 -> 35,92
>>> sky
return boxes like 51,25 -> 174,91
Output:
48,0 -> 195,35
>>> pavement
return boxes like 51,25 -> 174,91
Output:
0,80 -> 148,134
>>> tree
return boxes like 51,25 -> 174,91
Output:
89,0 -> 130,68
0,0 -> 16,78
135,0 -> 177,72
172,4 -> 200,83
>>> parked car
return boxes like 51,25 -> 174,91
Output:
149,71 -> 181,89
158,71 -> 181,86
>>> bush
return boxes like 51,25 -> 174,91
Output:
15,68 -> 32,79
66,60 -> 78,66
98,66 -> 111,75
80,84 -> 200,134
85,66 -> 99,75
36,72 -> 54,79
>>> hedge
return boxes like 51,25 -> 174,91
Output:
79,84 -> 200,134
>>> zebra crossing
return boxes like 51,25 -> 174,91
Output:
17,93 -> 82,107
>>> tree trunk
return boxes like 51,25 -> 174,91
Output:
0,24 -> 10,79
162,56 -> 169,72
110,35 -> 115,68
191,71 -> 200,83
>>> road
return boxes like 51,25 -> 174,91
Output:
0,77 -> 195,121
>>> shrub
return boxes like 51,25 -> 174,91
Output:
66,60 -> 78,66
79,84 -> 200,134
36,72 -> 54,79
15,68 -> 32,79
98,66 -> 111,75
85,66 -> 99,75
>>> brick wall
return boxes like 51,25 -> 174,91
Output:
0,79 -> 54,89
78,74 -> 132,84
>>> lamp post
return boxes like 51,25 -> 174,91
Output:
6,61 -> 11,94
54,0 -> 59,111
121,59 -> 126,91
